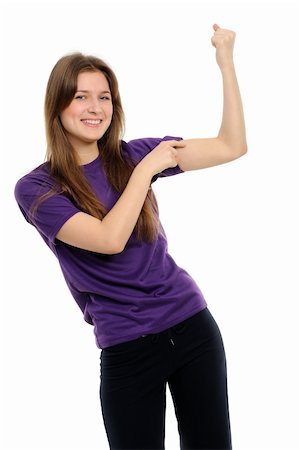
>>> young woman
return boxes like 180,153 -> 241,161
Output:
14,24 -> 247,450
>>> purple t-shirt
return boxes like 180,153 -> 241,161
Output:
14,136 -> 207,348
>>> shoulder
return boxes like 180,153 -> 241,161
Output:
16,161 -> 56,185
14,162 -> 57,203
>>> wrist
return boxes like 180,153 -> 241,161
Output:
219,61 -> 235,73
134,160 -> 155,181
133,163 -> 154,184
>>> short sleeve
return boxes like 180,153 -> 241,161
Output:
126,136 -> 185,183
14,174 -> 81,245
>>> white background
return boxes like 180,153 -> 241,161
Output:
1,0 -> 299,449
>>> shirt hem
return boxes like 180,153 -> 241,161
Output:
99,302 -> 208,349
50,209 -> 80,244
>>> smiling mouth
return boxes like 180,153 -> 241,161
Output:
81,119 -> 103,126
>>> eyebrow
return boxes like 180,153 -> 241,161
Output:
75,90 -> 111,94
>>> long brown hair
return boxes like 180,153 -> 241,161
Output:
30,52 -> 160,242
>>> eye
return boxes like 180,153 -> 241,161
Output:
75,95 -> 86,100
100,96 -> 111,101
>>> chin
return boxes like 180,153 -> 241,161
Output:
83,133 -> 105,143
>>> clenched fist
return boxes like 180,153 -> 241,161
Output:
211,24 -> 236,70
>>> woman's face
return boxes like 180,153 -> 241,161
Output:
60,71 -> 113,148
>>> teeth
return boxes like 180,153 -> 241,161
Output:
82,119 -> 102,124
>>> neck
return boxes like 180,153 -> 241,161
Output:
71,140 -> 100,165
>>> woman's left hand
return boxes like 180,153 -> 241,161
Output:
211,24 -> 236,70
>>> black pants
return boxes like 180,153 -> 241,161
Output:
100,307 -> 232,450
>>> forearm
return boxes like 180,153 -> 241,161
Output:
102,165 -> 152,252
218,63 -> 247,154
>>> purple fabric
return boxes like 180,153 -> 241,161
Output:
14,136 -> 207,348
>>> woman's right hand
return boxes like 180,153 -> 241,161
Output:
137,140 -> 186,177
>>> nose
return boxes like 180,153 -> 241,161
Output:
87,99 -> 102,114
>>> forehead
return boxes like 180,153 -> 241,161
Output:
77,71 -> 110,90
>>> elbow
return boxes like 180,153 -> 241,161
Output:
112,245 -> 124,255
101,227 -> 125,254
107,244 -> 123,255
109,239 -> 125,255
241,145 -> 248,156
219,136 -> 248,160
233,144 -> 248,159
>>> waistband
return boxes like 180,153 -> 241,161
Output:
141,320 -> 187,346
141,307 -> 208,346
